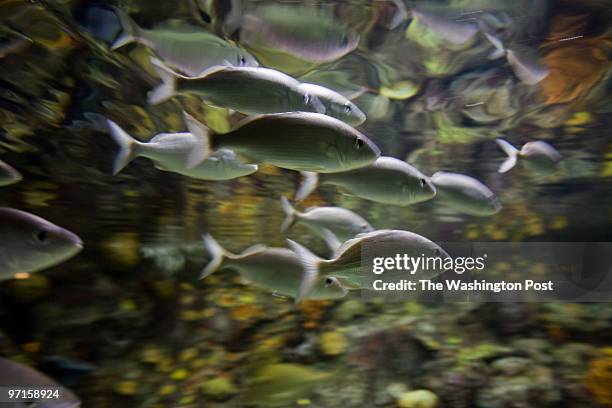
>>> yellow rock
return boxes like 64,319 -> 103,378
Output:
319,331 -> 348,356
114,380 -> 138,396
158,384 -> 176,396
380,80 -> 419,100
171,368 -> 190,380
397,389 -> 439,408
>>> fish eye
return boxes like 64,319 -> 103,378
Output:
325,277 -> 334,286
304,94 -> 311,105
33,229 -> 49,243
420,178 -> 427,187
344,104 -> 352,114
238,55 -> 246,65
341,34 -> 349,47
354,137 -> 364,149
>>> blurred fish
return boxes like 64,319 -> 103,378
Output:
148,58 -> 325,115
280,196 -> 374,243
0,358 -> 81,407
74,4 -> 122,44
298,83 -> 366,126
0,159 -> 22,186
288,230 -> 449,301
197,112 -> 380,173
497,138 -> 562,174
40,356 -> 96,387
0,209 -> 82,281
430,171 -> 502,216
201,234 -> 347,301
295,157 -> 435,204
241,4 -> 359,64
157,148 -> 258,181
106,112 -> 208,175
245,363 -> 334,407
410,9 -> 480,45
111,8 -> 258,76
0,28 -> 32,58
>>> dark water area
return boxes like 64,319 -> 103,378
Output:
0,0 -> 611,407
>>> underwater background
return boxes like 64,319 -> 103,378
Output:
0,0 -> 611,406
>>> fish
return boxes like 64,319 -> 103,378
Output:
411,9 -> 480,45
295,156 -> 436,204
0,159 -> 22,186
197,112 -> 380,173
280,196 -> 374,245
201,234 -> 347,301
496,138 -> 562,174
148,57 -> 326,115
430,171 -> 502,216
240,5 -> 359,64
0,358 -> 81,407
156,148 -> 258,181
297,83 -> 366,126
111,8 -> 258,76
106,112 -> 209,175
287,230 -> 450,301
0,208 -> 83,281
244,363 -> 334,407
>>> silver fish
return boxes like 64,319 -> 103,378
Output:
288,230 -> 449,301
240,5 -> 359,64
430,171 -> 502,216
201,234 -> 347,301
497,138 -> 561,174
280,196 -> 374,244
0,159 -> 22,186
148,58 -> 326,115
411,9 -> 480,45
295,156 -> 436,204
156,149 -> 258,181
0,208 -> 82,281
106,112 -> 208,175
0,358 -> 81,407
111,8 -> 258,76
298,83 -> 366,126
197,112 -> 380,173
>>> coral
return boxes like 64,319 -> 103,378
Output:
319,331 -> 348,356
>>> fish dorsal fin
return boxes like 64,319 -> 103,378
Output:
190,64 -> 233,79
241,244 -> 268,256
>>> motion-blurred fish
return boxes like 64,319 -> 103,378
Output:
497,138 -> 562,174
148,58 -> 325,115
106,112 -> 208,175
288,230 -> 449,301
241,4 -> 359,64
410,9 -> 480,45
111,8 -> 258,76
430,171 -> 502,216
156,148 -> 258,180
201,234 -> 347,301
245,363 -> 334,407
295,157 -> 435,204
280,196 -> 374,243
298,83 -> 366,126
0,358 -> 81,407
195,112 -> 380,173
0,208 -> 82,281
0,159 -> 22,186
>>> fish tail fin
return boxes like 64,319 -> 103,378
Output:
182,111 -> 212,168
111,8 -> 140,50
320,228 -> 342,255
295,171 -> 319,202
506,49 -> 549,85
496,138 -> 519,173
148,57 -> 177,105
286,239 -> 322,304
200,234 -> 229,279
107,119 -> 140,175
280,196 -> 298,233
